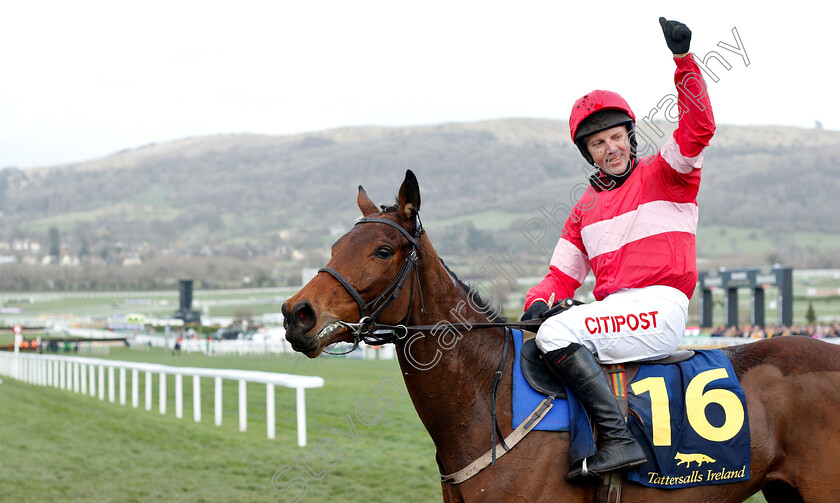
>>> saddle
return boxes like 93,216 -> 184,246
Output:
519,330 -> 694,400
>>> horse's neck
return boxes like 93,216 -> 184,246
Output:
394,246 -> 509,473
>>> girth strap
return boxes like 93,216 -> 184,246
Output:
597,364 -> 627,503
440,395 -> 557,484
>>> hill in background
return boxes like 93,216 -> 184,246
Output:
1,118 -> 838,291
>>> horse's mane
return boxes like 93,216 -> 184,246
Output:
378,203 -> 506,323
439,258 -> 506,323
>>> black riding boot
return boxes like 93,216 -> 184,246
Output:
545,344 -> 647,484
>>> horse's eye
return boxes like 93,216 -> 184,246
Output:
375,246 -> 394,259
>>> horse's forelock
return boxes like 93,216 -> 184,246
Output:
379,201 -> 400,214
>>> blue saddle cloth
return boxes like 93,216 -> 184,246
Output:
511,328 -> 570,431
625,349 -> 750,489
510,330 -> 751,489
511,330 -> 596,463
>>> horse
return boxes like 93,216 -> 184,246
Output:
282,169 -> 840,503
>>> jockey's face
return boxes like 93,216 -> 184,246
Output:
585,125 -> 631,176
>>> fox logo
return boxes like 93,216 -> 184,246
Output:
674,452 -> 716,468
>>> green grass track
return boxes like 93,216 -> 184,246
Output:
0,348 -> 439,502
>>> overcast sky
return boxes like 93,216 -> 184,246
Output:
1,1 -> 835,169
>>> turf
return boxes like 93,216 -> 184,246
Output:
0,347 -> 769,502
0,348 -> 439,502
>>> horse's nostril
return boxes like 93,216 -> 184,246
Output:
290,301 -> 317,332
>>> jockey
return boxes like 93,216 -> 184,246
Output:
521,18 -> 715,484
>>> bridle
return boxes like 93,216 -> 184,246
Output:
316,215 -> 425,354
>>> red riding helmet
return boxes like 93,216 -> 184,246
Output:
569,90 -> 637,168
569,90 -> 635,141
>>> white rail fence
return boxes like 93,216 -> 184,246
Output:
0,351 -> 324,446
130,334 -> 399,359
130,335 -> 295,356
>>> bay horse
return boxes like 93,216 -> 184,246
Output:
282,170 -> 840,503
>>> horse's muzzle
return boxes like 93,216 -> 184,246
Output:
282,299 -> 318,346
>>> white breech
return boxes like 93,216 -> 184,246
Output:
535,285 -> 689,364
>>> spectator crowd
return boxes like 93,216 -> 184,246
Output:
708,323 -> 840,339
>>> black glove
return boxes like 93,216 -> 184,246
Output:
659,17 -> 691,55
521,301 -> 548,321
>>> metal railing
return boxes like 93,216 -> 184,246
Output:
0,351 -> 324,446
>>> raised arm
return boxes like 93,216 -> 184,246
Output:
660,17 -> 715,158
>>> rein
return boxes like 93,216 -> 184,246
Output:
333,303 -> 576,348
333,318 -> 544,349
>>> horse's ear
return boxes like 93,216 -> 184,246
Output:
398,170 -> 421,222
357,186 -> 379,216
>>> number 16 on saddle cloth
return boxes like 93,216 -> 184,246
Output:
624,350 -> 750,489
